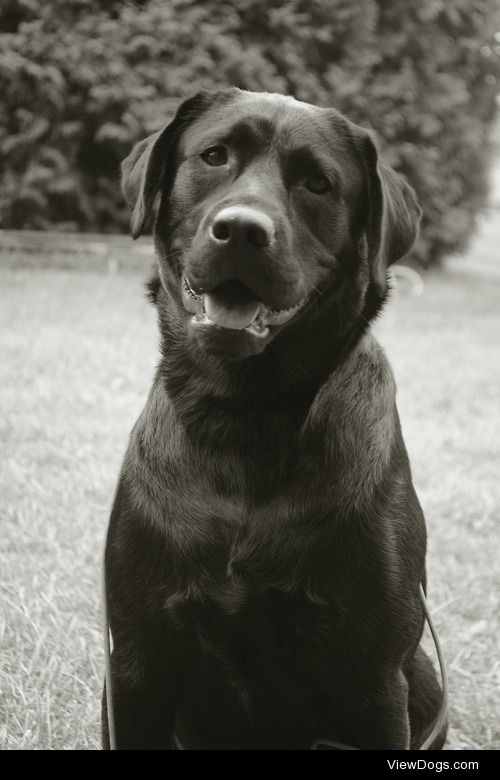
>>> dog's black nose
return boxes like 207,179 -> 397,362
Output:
210,206 -> 274,249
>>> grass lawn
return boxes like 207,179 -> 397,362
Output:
1,246 -> 499,749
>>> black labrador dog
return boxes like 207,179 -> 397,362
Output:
103,88 -> 446,750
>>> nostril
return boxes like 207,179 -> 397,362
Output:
246,225 -> 270,248
210,207 -> 274,248
212,220 -> 231,242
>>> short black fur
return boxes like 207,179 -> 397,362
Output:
103,90 -> 445,751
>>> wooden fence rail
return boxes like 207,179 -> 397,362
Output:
0,229 -> 154,273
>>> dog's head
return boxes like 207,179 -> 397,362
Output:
122,89 -> 421,360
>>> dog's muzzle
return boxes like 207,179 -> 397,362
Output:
182,275 -> 308,338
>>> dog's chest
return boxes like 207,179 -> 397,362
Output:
165,552 -> 341,691
135,388 -> 351,662
162,486 -> 343,667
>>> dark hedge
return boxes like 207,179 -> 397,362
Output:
1,0 -> 499,264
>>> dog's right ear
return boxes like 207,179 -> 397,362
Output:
121,91 -> 214,239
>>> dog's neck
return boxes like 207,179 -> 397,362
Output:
151,278 -> 387,435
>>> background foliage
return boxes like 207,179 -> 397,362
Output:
1,0 -> 499,264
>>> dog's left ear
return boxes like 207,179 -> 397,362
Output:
356,131 -> 422,297
121,91 -> 214,239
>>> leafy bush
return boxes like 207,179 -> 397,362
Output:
1,0 -> 499,263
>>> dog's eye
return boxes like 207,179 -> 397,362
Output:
201,146 -> 228,166
304,173 -> 330,194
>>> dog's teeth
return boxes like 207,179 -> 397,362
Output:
251,316 -> 266,332
183,276 -> 202,302
245,317 -> 270,338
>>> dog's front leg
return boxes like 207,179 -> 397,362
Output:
102,482 -> 187,749
341,672 -> 411,750
102,634 -> 182,750
102,669 -> 176,750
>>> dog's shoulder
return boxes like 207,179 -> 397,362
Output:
309,331 -> 396,429
304,332 -> 400,511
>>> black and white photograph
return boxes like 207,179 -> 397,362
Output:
1,0 -> 499,754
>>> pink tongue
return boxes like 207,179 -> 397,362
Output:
203,291 -> 261,330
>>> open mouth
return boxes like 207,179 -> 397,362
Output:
182,277 -> 308,339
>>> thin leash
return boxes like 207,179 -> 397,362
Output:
102,557 -> 447,751
101,532 -> 117,751
417,583 -> 449,750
